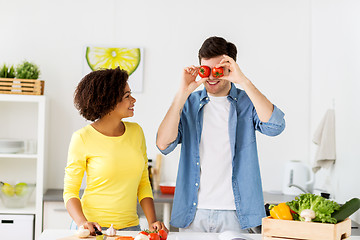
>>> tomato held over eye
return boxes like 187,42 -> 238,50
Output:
212,67 -> 224,78
148,233 -> 160,240
158,229 -> 168,240
198,65 -> 211,78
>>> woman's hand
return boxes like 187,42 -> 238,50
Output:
149,220 -> 169,233
80,221 -> 102,235
179,65 -> 206,96
216,55 -> 248,86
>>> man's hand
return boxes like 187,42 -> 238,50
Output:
216,55 -> 248,86
180,65 -> 206,96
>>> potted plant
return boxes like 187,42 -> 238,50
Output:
15,61 -> 40,79
0,61 -> 44,95
0,64 -> 15,78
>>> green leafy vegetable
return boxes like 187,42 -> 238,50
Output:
0,64 -> 15,78
15,61 -> 40,79
286,193 -> 340,223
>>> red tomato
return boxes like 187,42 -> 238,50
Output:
212,67 -> 224,78
139,231 -> 149,236
158,229 -> 167,240
148,233 -> 160,240
198,65 -> 211,78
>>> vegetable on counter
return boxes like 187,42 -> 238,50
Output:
286,193 -> 340,224
134,229 -> 168,240
300,209 -> 315,222
332,197 -> 360,223
269,202 -> 293,220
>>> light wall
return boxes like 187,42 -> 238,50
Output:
1,0 -> 359,222
311,0 -> 360,222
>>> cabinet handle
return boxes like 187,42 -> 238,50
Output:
1,220 -> 14,224
53,208 -> 68,212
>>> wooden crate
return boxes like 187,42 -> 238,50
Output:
0,78 -> 44,95
262,217 -> 351,240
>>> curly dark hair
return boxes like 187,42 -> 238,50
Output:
198,36 -> 237,63
74,67 -> 129,121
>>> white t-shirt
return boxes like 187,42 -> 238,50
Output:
197,95 -> 236,210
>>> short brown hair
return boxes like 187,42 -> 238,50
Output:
198,36 -> 237,63
74,67 -> 129,121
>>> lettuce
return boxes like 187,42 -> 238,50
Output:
286,193 -> 340,223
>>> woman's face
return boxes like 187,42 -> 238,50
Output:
114,83 -> 136,119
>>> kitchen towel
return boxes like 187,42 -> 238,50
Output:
312,109 -> 336,173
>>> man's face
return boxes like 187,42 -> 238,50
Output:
200,55 -> 231,97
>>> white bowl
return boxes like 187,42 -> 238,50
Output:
0,139 -> 25,153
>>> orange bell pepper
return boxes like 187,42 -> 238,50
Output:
269,202 -> 293,220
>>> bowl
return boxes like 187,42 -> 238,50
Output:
0,139 -> 25,154
0,182 -> 35,208
159,182 -> 176,195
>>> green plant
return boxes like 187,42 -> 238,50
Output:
0,64 -> 15,78
15,61 -> 40,79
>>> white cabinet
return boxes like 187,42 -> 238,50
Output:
0,214 -> 34,240
43,201 -> 73,230
0,94 -> 46,240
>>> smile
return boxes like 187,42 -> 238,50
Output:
207,80 -> 220,85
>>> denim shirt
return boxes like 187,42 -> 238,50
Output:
158,83 -> 285,229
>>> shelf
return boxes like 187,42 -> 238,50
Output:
0,201 -> 36,214
0,94 -> 45,103
0,153 -> 38,159
0,94 -> 46,239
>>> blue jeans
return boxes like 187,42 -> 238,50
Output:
70,221 -> 141,231
179,209 -> 257,233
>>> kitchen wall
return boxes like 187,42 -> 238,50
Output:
311,0 -> 360,222
0,0 -> 359,222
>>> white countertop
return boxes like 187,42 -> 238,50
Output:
39,230 -> 261,240
39,229 -> 360,240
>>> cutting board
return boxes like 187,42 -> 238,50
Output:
58,235 -> 130,240
58,235 -> 95,240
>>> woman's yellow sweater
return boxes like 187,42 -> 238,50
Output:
63,122 -> 153,229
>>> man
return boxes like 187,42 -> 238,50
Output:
156,36 -> 285,232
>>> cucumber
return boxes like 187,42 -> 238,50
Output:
332,198 -> 360,222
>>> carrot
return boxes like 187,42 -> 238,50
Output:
115,237 -> 134,240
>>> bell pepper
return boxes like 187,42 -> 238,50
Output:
269,202 -> 293,220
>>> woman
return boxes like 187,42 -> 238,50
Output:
63,67 -> 167,235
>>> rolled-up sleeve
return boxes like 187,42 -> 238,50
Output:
63,132 -> 86,205
156,120 -> 183,155
254,104 -> 286,136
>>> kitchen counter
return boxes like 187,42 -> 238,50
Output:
43,189 -> 294,204
43,189 -> 174,228
39,229 -> 260,240
43,190 -> 360,235
39,229 -> 360,240
43,189 -> 173,203
43,189 -> 292,230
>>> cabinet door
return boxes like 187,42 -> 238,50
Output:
43,201 -> 72,230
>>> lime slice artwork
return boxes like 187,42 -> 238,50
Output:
86,47 -> 141,75
84,46 -> 144,92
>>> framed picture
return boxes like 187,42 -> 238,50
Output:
83,46 -> 144,92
